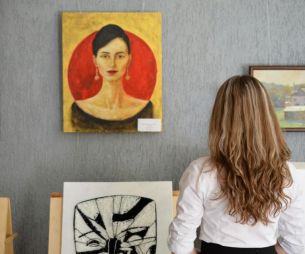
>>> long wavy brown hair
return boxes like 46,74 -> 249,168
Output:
208,75 -> 292,225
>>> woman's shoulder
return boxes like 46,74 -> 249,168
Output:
287,161 -> 300,175
181,157 -> 217,184
187,156 -> 216,174
179,157 -> 218,199
286,161 -> 305,183
286,162 -> 305,194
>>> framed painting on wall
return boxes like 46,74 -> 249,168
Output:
61,182 -> 172,254
62,12 -> 162,133
250,66 -> 305,131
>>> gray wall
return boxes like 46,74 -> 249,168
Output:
1,0 -> 305,253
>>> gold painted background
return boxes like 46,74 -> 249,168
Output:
62,12 -> 162,132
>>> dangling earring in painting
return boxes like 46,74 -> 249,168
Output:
125,68 -> 130,80
94,66 -> 100,80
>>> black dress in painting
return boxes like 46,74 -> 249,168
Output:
71,101 -> 153,132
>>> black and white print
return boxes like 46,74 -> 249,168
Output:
74,195 -> 157,254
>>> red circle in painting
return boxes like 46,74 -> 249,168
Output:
67,31 -> 157,100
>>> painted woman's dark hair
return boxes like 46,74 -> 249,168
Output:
92,24 -> 131,56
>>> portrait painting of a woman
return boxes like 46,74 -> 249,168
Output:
62,13 -> 162,132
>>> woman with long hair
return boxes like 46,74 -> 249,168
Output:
168,76 -> 305,254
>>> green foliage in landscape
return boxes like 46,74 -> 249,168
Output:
275,108 -> 305,128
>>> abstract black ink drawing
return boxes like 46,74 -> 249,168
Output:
73,195 -> 157,254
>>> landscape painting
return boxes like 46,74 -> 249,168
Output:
250,66 -> 305,131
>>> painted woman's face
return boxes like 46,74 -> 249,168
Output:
94,38 -> 130,82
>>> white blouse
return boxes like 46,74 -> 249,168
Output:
168,157 -> 305,254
